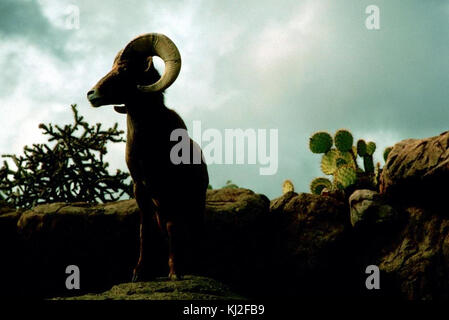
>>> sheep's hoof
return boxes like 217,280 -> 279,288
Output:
168,272 -> 183,281
132,266 -> 157,282
132,270 -> 141,283
132,267 -> 146,282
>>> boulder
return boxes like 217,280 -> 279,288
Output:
0,208 -> 23,296
1,188 -> 272,298
378,206 -> 449,299
269,191 -> 297,214
269,192 -> 360,296
13,200 -> 141,297
380,131 -> 449,202
0,208 -> 21,238
53,275 -> 244,300
0,200 -> 18,215
202,188 -> 272,294
279,193 -> 348,258
349,189 -> 398,228
205,188 -> 269,227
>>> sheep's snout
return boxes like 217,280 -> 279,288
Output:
87,88 -> 103,108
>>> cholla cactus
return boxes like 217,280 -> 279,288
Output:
308,129 -> 385,195
0,104 -> 132,208
282,179 -> 295,194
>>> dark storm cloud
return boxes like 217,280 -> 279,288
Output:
176,0 -> 449,196
0,0 -> 70,56
0,0 -> 447,198
0,51 -> 22,97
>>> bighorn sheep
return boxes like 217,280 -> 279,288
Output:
87,33 -> 209,281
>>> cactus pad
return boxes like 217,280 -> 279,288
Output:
321,149 -> 355,174
309,131 -> 333,154
282,180 -> 295,194
374,162 -> 381,185
320,149 -> 338,174
310,177 -> 332,195
363,155 -> 375,174
357,139 -> 367,157
336,157 -> 347,168
383,146 -> 393,162
338,150 -> 356,168
334,165 -> 357,189
334,129 -> 353,152
366,141 -> 376,156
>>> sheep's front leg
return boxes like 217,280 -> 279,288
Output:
166,220 -> 183,280
132,182 -> 155,282
132,208 -> 146,282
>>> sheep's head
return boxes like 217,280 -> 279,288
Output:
87,33 -> 181,112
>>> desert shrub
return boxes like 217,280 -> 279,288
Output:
0,104 -> 133,208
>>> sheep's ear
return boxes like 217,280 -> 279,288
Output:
114,106 -> 127,114
144,56 -> 153,72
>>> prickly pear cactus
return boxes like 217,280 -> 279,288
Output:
356,139 -> 367,157
338,150 -> 356,168
310,177 -> 332,195
308,128 -> 390,195
334,165 -> 357,189
363,155 -> 375,174
309,131 -> 333,154
282,179 -> 295,194
334,129 -> 353,152
336,157 -> 347,168
366,141 -> 376,156
374,162 -> 381,186
383,146 -> 393,162
321,149 -> 338,174
321,148 -> 356,175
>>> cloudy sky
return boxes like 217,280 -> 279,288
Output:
0,0 -> 448,199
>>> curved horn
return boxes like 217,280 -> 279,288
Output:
120,33 -> 181,93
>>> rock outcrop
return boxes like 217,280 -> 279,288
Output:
349,189 -> 398,228
2,131 -> 449,300
53,276 -> 244,300
14,200 -> 141,297
201,188 -> 272,296
0,188 -> 271,298
370,132 -> 449,299
378,206 -> 449,299
380,131 -> 449,202
269,192 -> 359,297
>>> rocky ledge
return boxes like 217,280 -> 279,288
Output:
1,131 -> 449,300
53,276 -> 244,300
